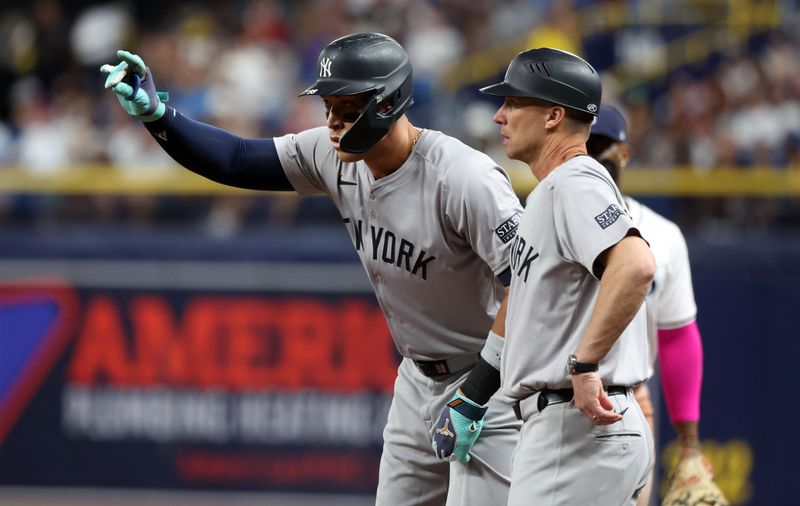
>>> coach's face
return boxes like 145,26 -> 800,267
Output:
492,97 -> 551,165
323,93 -> 370,163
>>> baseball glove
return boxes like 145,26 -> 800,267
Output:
662,454 -> 729,506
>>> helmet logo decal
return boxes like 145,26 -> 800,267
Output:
320,57 -> 332,78
587,104 -> 598,113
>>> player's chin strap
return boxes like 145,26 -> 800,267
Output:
459,331 -> 503,406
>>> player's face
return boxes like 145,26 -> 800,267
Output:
323,93 -> 371,162
492,97 -> 550,164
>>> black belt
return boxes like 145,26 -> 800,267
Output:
413,355 -> 477,378
513,385 -> 628,420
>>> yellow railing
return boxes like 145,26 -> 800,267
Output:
508,166 -> 800,196
2,165 -> 799,197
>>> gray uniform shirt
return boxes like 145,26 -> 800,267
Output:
275,127 -> 523,360
502,156 -> 650,398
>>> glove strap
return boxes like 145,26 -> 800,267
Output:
448,396 -> 488,421
125,73 -> 141,101
140,102 -> 167,123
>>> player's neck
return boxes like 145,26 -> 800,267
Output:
529,134 -> 588,181
363,117 -> 418,179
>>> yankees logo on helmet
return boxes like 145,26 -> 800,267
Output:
320,57 -> 332,77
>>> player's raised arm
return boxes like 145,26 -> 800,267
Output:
101,50 -> 292,191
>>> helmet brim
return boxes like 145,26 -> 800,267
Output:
479,81 -> 530,97
299,79 -> 380,97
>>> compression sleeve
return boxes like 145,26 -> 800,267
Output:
658,320 -> 703,424
143,107 -> 293,191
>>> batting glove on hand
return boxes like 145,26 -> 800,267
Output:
662,454 -> 729,506
101,50 -> 168,122
431,389 -> 488,463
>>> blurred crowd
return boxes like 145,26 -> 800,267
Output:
1,0 -> 799,234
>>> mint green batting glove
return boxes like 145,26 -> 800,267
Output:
100,50 -> 168,122
431,389 -> 488,463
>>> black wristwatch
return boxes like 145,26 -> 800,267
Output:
568,354 -> 598,375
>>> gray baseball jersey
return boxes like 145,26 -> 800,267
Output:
275,126 -> 522,360
502,155 -> 650,398
503,155 -> 653,506
627,197 -> 698,372
274,125 -> 523,506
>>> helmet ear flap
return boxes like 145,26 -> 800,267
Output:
339,73 -> 414,154
339,95 -> 384,154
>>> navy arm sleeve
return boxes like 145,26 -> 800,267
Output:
143,107 -> 293,191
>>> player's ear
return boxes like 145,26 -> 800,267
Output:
544,105 -> 566,130
619,142 -> 632,169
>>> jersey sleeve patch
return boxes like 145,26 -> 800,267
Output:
594,204 -> 625,230
495,213 -> 521,243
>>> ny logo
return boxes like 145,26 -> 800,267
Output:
320,57 -> 332,78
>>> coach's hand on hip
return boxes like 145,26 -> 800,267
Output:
100,50 -> 168,122
431,389 -> 488,463
571,371 -> 623,425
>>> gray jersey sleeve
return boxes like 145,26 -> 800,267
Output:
552,164 -> 637,277
273,127 -> 335,196
443,161 -> 522,276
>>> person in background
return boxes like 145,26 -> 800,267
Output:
587,104 -> 729,506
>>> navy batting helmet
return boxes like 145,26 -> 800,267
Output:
299,32 -> 414,153
480,47 -> 601,117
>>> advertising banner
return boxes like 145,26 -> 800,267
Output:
1,264 -> 395,495
2,233 -> 799,503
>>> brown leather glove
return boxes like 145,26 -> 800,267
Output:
662,454 -> 729,506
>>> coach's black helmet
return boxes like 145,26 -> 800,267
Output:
480,47 -> 601,117
299,32 -> 414,153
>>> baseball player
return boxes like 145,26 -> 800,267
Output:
588,105 -> 729,506
477,47 -> 656,505
100,33 -> 523,506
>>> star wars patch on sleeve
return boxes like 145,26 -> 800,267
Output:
495,213 -> 521,243
594,204 -> 624,229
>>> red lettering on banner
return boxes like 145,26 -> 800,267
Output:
130,296 -> 191,386
340,300 -> 399,391
67,295 -> 398,391
181,298 -> 229,389
279,300 -> 337,390
68,296 -> 132,384
223,299 -> 283,390
175,448 -> 379,489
